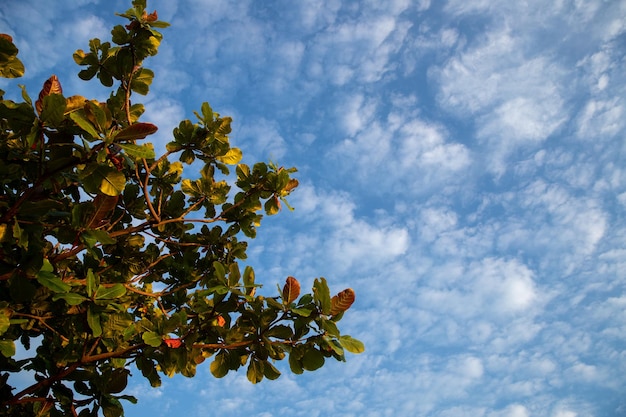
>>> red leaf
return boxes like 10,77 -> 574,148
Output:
164,338 -> 182,348
115,122 -> 158,141
36,75 -> 62,114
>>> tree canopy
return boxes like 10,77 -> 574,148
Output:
0,1 -> 362,416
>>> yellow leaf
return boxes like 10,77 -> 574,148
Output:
217,147 -> 242,165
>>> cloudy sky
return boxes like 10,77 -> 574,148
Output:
2,0 -> 626,416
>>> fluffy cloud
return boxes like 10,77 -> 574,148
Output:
332,93 -> 471,195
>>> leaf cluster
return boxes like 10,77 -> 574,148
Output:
0,2 -> 362,416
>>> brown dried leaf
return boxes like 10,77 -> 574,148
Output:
330,288 -> 355,316
284,178 -> 299,193
87,194 -> 119,229
282,276 -> 300,304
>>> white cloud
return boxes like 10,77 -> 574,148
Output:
290,183 -> 410,273
418,257 -> 538,320
576,98 -> 624,140
434,28 -> 568,175
236,117 -> 288,161
489,404 -> 530,417
333,94 -> 471,195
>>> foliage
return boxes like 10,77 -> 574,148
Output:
0,1 -> 363,415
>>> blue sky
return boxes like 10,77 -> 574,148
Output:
2,0 -> 626,416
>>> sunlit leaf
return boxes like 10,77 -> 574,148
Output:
217,147 -> 242,165
330,288 -> 355,316
117,143 -> 155,161
247,358 -> 264,384
210,352 -> 229,378
130,68 -> 154,95
63,95 -> 87,114
164,338 -> 182,348
70,111 -> 100,138
264,196 -> 280,215
80,164 -> 126,196
0,34 -> 25,78
338,335 -> 365,354
0,310 -> 9,336
313,277 -> 331,315
142,331 -> 162,348
95,284 -> 126,300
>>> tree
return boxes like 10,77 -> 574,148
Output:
0,1 -> 363,415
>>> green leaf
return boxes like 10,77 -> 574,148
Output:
137,357 -> 161,387
313,277 -> 331,315
210,352 -> 229,378
291,307 -> 313,317
217,147 -> 242,165
52,293 -> 88,306
86,269 -> 97,297
102,396 -> 123,417
264,197 -> 280,216
117,143 -> 155,159
180,149 -> 195,164
130,68 -> 154,95
338,335 -> 365,354
118,395 -> 138,404
228,263 -> 240,287
37,273 -> 71,293
70,111 -> 100,138
213,261 -> 226,281
40,94 -> 66,126
301,347 -> 325,371
111,25 -> 130,45
0,310 -> 9,335
243,266 -> 256,296
262,360 -> 281,380
320,318 -> 340,337
95,284 -> 126,300
84,100 -> 109,132
105,369 -> 129,394
0,339 -> 15,357
265,325 -> 293,339
12,219 -> 27,249
247,358 -> 264,384
81,230 -> 116,248
289,350 -> 304,374
80,164 -> 126,196
200,102 -> 213,123
142,331 -> 162,348
87,305 -> 102,337
0,35 -> 25,78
